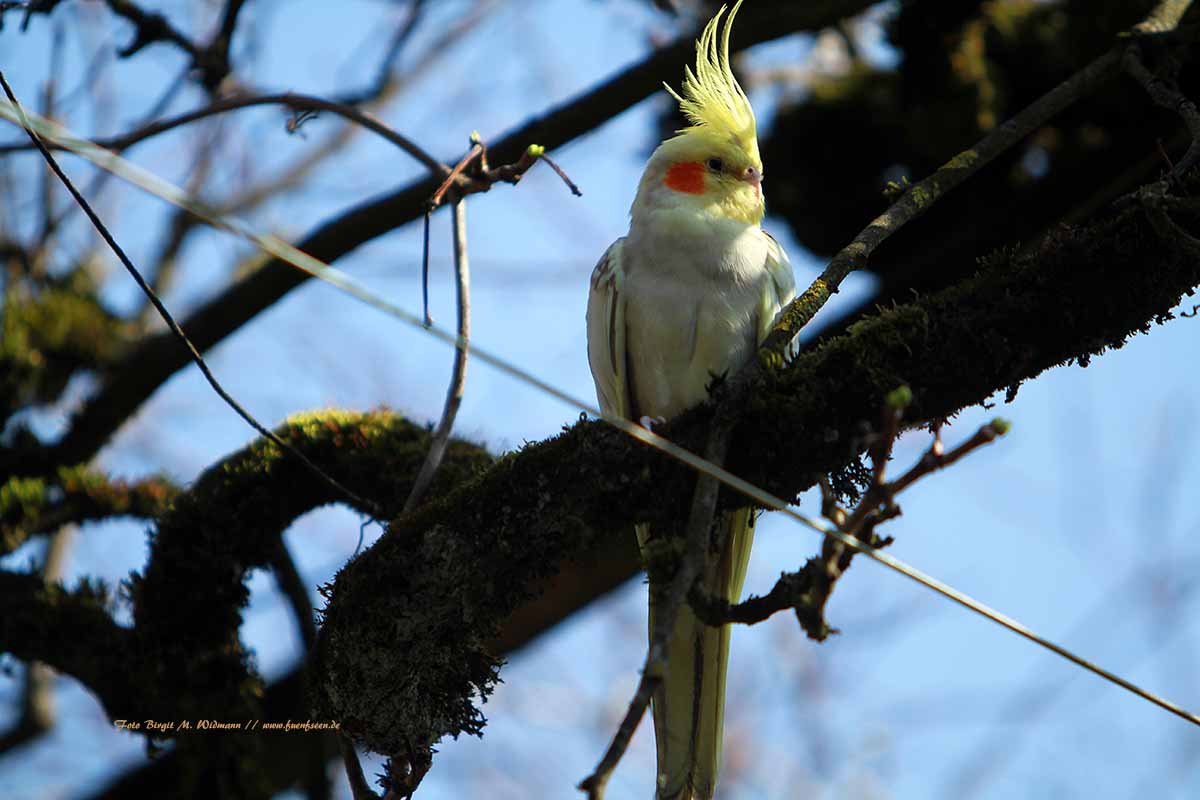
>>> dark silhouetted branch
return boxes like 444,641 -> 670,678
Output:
0,91 -> 448,177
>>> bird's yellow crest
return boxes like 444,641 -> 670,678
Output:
664,0 -> 759,164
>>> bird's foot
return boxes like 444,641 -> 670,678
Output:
639,415 -> 667,431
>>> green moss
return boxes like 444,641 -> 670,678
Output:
1,284 -> 128,418
130,409 -> 492,733
1,467 -> 179,556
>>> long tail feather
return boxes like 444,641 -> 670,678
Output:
639,507 -> 755,800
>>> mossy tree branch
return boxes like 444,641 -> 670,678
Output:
0,466 -> 178,556
313,175 -> 1200,760
124,409 -> 492,727
4,410 -> 491,797
1,282 -> 130,421
0,572 -> 136,715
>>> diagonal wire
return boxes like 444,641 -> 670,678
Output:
3,98 -> 1198,728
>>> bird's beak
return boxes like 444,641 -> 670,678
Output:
742,166 -> 762,199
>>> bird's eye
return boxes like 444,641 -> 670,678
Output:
706,157 -> 724,173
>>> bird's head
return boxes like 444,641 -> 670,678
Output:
636,1 -> 763,226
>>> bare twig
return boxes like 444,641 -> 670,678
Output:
419,132 -> 576,335
426,136 -> 579,212
0,72 -> 384,520
428,141 -> 483,209
103,0 -> 200,61
203,0 -> 248,81
48,0 -> 248,90
0,92 -> 449,177
403,197 -> 470,514
269,539 -> 317,650
1122,42 -> 1200,178
539,152 -> 583,197
137,118 -> 225,327
340,734 -> 379,800
690,400 -> 1010,635
421,210 -> 433,326
268,537 -> 335,800
888,418 -> 1009,496
335,0 -> 425,106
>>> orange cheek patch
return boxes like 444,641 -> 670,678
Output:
664,161 -> 705,194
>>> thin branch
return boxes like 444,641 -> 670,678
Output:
426,136 -> 578,211
335,0 -> 426,107
689,412 -> 1010,635
0,72 -> 384,520
539,152 -> 583,197
0,92 -> 449,177
428,141 -> 483,209
888,419 -> 1009,496
421,210 -> 432,326
756,45 -> 1126,361
268,536 -> 335,799
103,0 -> 200,60
1122,41 -> 1200,177
269,539 -> 317,651
206,0 -> 247,72
403,197 -> 470,514
340,734 -> 379,800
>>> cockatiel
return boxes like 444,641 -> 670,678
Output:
586,2 -> 795,798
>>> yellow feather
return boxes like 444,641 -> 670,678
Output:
663,0 -> 759,166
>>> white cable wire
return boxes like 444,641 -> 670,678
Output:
4,99 -> 1197,726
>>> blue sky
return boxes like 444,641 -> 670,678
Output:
2,1 -> 1199,798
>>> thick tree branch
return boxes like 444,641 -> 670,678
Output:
120,410 -> 491,727
313,175 -> 1200,760
0,466 -> 178,556
0,571 -> 136,715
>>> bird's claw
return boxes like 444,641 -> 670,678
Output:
639,415 -> 667,431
